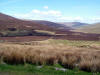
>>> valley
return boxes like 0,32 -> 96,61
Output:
0,13 -> 100,75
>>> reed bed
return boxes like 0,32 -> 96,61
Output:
0,39 -> 100,72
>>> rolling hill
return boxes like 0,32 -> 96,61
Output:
0,13 -> 55,31
0,13 -> 72,37
0,13 -> 100,41
32,20 -> 71,30
59,22 -> 88,28
75,23 -> 100,34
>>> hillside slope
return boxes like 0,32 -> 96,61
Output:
0,13 -> 56,31
32,20 -> 71,30
0,13 -> 72,36
75,23 -> 100,34
0,13 -> 56,36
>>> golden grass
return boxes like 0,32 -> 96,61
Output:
34,30 -> 55,35
0,39 -> 100,72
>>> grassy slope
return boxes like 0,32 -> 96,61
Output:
75,23 -> 100,34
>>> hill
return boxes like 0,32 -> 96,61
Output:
0,13 -> 71,37
59,22 -> 88,28
0,13 -> 100,41
75,23 -> 100,34
32,20 -> 71,30
0,13 -> 55,31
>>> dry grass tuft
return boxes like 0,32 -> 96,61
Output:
0,39 -> 100,72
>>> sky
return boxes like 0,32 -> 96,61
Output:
0,0 -> 100,23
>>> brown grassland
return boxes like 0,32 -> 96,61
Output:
0,39 -> 100,72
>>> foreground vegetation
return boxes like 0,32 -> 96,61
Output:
0,39 -> 100,74
0,64 -> 98,75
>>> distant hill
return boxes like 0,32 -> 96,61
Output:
32,20 -> 71,30
59,22 -> 88,28
74,23 -> 100,34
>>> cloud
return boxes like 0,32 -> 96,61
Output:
92,17 -> 100,22
57,16 -> 84,22
44,6 -> 49,9
13,7 -> 100,23
32,9 -> 61,16
32,9 -> 40,13
13,9 -> 62,21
